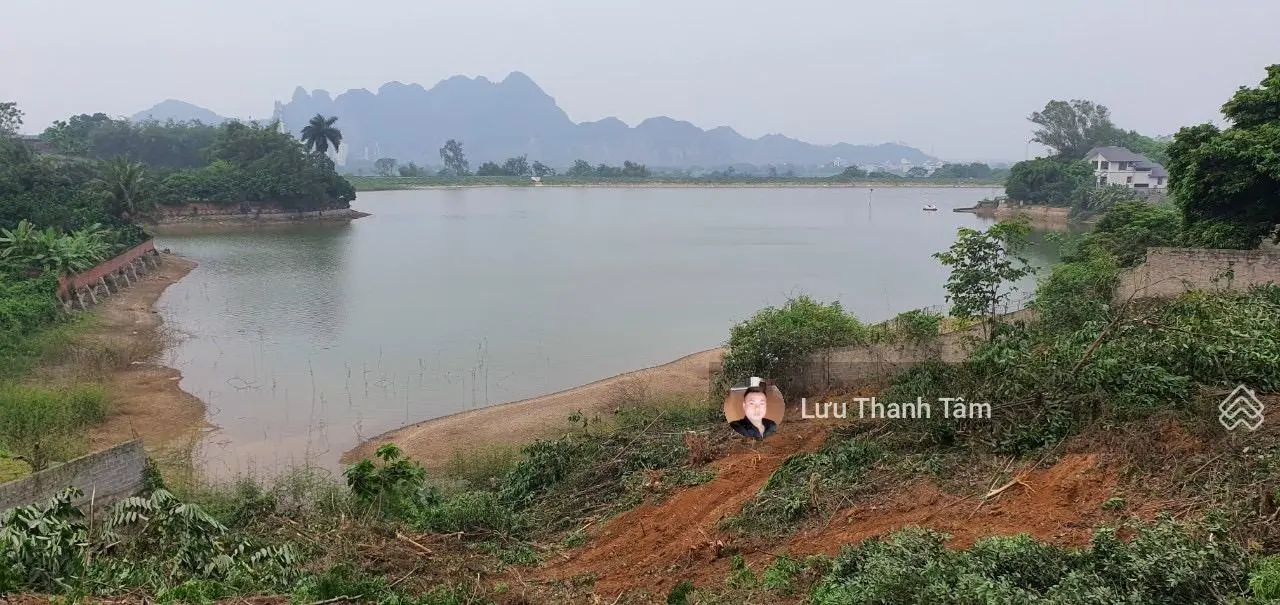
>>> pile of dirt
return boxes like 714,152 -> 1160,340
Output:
537,420 -> 1187,599
536,421 -> 835,597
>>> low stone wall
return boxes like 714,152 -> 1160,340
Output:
56,243 -> 162,310
152,207 -> 369,225
0,440 -> 146,512
1115,247 -> 1280,301
56,239 -> 156,298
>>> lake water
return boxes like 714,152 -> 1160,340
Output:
155,186 -> 1061,477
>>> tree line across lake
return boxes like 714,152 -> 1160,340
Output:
360,137 -> 1010,183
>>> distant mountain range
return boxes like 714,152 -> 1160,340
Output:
131,72 -> 935,168
130,100 -> 272,127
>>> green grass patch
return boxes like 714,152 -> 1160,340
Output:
810,518 -> 1253,604
727,428 -> 882,535
0,383 -> 107,471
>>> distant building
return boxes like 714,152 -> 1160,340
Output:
1084,146 -> 1168,190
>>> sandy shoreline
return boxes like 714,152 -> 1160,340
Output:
31,254 -> 208,456
956,204 -> 1081,231
342,348 -> 725,470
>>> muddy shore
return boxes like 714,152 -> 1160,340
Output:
28,255 -> 208,458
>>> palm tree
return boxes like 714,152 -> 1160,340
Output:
301,114 -> 343,155
93,158 -> 152,220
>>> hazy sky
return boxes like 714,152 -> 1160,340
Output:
4,0 -> 1279,160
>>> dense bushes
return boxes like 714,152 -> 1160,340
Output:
1004,157 -> 1093,206
151,121 -> 355,211
719,296 -> 865,394
0,488 -> 299,597
343,401 -> 722,539
870,199 -> 1280,456
734,429 -> 882,531
809,519 -> 1253,604
26,110 -> 357,215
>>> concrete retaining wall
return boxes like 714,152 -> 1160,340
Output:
0,440 -> 146,512
152,207 -> 368,225
154,201 -> 351,219
1115,247 -> 1280,301
56,241 -> 161,310
56,239 -> 156,298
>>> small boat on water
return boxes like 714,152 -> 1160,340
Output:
923,204 -> 938,211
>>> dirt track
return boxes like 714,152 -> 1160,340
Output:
342,349 -> 725,470
538,421 -> 1165,599
538,420 -> 835,597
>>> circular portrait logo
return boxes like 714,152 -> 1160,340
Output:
724,376 -> 785,440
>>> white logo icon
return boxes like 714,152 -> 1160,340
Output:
1219,385 -> 1265,431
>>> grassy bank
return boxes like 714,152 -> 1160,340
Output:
346,174 -> 1005,191
0,312 -> 106,480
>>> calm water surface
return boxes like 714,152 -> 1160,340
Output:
155,187 -> 1060,477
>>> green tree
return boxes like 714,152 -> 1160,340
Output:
1112,130 -> 1171,166
0,102 -> 22,137
439,139 -> 470,176
906,166 -> 929,178
1166,64 -> 1280,246
933,219 -> 1035,336
397,161 -> 425,177
502,155 -> 531,177
475,161 -> 504,176
567,159 -> 594,178
92,158 -> 152,220
1089,200 -> 1184,267
374,158 -> 397,177
833,166 -> 867,180
1005,157 -> 1093,206
300,114 -> 342,155
931,162 -> 994,179
531,161 -> 555,177
719,295 -> 865,395
1075,184 -> 1142,217
621,160 -> 650,177
1029,99 -> 1119,158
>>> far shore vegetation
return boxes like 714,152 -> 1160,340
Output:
2,62 -> 1280,602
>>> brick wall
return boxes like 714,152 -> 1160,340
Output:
1115,247 -> 1280,301
0,440 -> 146,512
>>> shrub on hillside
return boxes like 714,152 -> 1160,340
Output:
719,295 -> 865,394
810,518 -> 1252,604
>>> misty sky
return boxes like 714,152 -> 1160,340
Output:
4,0 -> 1279,160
